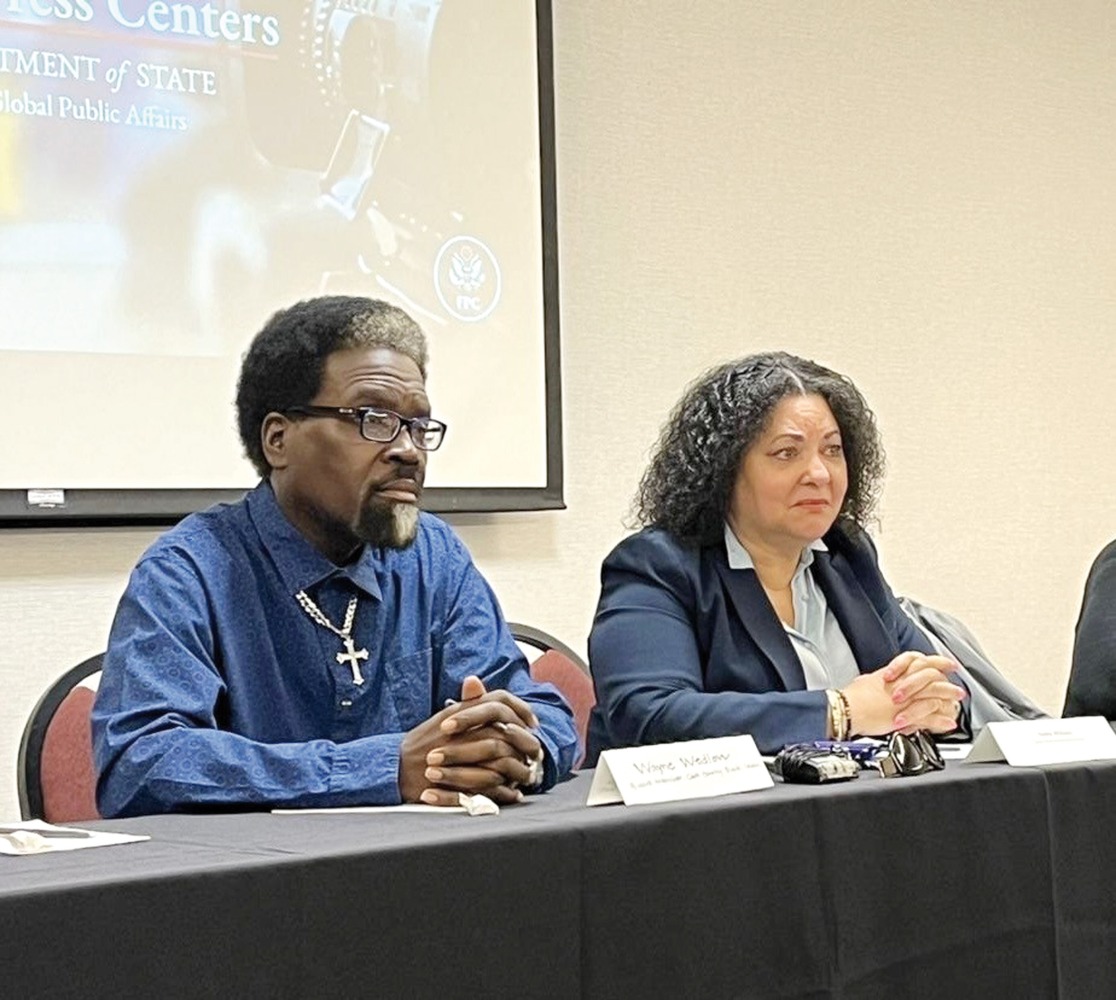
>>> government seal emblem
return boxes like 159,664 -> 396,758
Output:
434,236 -> 502,323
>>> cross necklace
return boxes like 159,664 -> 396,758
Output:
295,590 -> 369,685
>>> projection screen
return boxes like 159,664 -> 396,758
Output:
0,0 -> 562,524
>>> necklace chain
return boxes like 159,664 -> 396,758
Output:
295,590 -> 357,639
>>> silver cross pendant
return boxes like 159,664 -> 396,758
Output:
336,637 -> 370,685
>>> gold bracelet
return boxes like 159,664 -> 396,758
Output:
835,689 -> 852,740
826,689 -> 851,741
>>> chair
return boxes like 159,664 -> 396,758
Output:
509,623 -> 595,769
17,653 -> 103,822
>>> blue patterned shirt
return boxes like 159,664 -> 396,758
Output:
92,482 -> 579,817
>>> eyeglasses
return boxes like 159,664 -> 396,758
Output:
284,406 -> 447,451
877,730 -> 945,778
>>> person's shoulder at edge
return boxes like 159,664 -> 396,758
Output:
130,487 -> 255,571
1085,538 -> 1116,581
1064,537 -> 1116,718
592,528 -> 716,627
602,524 -> 703,565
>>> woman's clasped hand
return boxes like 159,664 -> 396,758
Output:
841,651 -> 967,737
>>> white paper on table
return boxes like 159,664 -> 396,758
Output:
0,819 -> 149,856
272,793 -> 500,817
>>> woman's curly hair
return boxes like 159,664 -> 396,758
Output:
633,352 -> 885,545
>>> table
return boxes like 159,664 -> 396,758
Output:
2,762 -> 1115,999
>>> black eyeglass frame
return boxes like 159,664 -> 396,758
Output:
283,405 -> 448,451
879,730 -> 946,778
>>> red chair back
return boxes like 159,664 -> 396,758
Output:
39,684 -> 101,823
530,650 -> 596,769
18,654 -> 103,822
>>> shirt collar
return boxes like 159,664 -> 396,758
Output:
723,522 -> 827,572
246,481 -> 384,600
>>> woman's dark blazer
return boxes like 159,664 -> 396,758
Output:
585,522 -> 936,763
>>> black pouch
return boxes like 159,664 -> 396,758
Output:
773,745 -> 860,784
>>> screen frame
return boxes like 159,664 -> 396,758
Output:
0,0 -> 563,527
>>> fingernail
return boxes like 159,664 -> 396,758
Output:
893,715 -> 907,728
425,767 -> 443,781
529,715 -> 539,728
891,690 -> 905,704
515,789 -> 525,802
426,751 -> 444,765
420,790 -> 438,804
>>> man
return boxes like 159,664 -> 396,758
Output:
92,296 -> 578,817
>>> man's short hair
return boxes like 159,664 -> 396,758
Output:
236,296 -> 429,476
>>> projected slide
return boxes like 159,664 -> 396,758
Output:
0,1 -> 558,512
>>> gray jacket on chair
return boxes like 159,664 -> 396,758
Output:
899,597 -> 1047,730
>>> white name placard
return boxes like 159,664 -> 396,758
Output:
965,716 -> 1116,767
586,735 -> 774,807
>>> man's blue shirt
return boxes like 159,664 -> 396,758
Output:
92,482 -> 579,817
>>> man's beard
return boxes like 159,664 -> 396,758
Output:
354,495 -> 420,549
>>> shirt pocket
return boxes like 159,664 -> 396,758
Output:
380,646 -> 435,731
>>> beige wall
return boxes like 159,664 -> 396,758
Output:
2,0 -> 1114,817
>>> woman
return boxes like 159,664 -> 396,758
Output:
586,352 -> 967,763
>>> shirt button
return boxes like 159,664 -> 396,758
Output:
339,699 -> 353,709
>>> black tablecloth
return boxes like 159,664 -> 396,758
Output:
2,762 -> 1114,999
